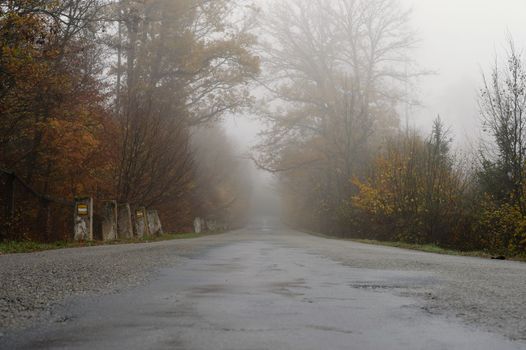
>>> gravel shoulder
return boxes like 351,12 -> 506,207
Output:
0,231 -> 247,331
277,230 -> 526,341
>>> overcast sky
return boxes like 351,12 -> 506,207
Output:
402,0 -> 526,144
226,0 -> 526,151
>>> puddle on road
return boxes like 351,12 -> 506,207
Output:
3,240 -> 525,350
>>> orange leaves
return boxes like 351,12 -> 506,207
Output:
0,1 -> 116,200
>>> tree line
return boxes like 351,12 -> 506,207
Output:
0,0 -> 259,239
3,0 -> 526,255
254,0 -> 526,256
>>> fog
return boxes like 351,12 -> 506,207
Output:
404,0 -> 526,142
225,0 -> 526,224
3,0 -> 526,251
3,1 -> 526,345
228,0 -> 526,149
225,117 -> 281,222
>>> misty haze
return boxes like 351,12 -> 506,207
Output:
1,0 -> 526,349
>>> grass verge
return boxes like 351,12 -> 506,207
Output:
301,229 -> 526,262
352,239 -> 488,257
0,231 -> 222,255
353,239 -> 526,262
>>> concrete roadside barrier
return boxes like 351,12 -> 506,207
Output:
135,207 -> 150,238
101,200 -> 118,241
194,217 -> 203,234
147,210 -> 163,236
117,203 -> 133,239
74,197 -> 93,241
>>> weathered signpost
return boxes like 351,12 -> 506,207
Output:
135,207 -> 150,238
101,200 -> 118,241
74,197 -> 93,241
117,203 -> 133,239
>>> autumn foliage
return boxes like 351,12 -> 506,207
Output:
351,121 -> 473,248
256,0 -> 526,256
0,0 -> 258,241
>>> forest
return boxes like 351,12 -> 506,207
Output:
253,0 -> 526,256
0,0 -> 258,240
1,0 -> 526,257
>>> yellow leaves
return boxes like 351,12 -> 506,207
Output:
350,131 -> 470,245
476,198 -> 526,253
352,178 -> 395,216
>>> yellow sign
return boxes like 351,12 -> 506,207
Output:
136,210 -> 144,218
77,204 -> 89,216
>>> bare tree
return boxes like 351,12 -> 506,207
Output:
255,0 -> 417,232
113,0 -> 259,228
480,40 -> 526,214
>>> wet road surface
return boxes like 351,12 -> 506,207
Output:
2,227 -> 525,349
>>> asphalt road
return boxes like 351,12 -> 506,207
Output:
1,225 -> 525,349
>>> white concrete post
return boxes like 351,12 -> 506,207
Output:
193,217 -> 202,234
207,220 -> 221,232
102,200 -> 118,241
147,210 -> 163,236
74,197 -> 93,241
135,207 -> 150,238
117,203 -> 133,239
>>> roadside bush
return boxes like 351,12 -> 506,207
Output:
352,119 -> 468,246
476,198 -> 526,255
